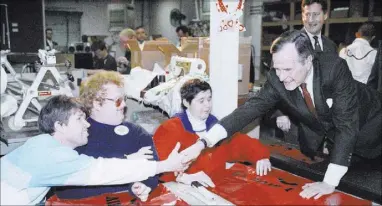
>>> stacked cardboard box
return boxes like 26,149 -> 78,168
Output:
125,36 -> 252,95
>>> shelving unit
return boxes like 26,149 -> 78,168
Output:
261,0 -> 382,51
257,0 -> 382,82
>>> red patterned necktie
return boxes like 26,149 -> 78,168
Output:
300,83 -> 317,117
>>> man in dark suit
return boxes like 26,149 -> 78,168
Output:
367,40 -> 382,92
276,0 -> 338,132
301,0 -> 337,53
181,30 -> 382,199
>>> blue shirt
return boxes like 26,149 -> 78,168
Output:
55,118 -> 159,199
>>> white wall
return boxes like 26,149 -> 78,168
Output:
149,0 -> 197,44
45,0 -> 143,36
45,0 -> 110,36
149,0 -> 180,44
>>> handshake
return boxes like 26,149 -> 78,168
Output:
125,141 -> 204,175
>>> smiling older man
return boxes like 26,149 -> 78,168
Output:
180,30 -> 382,200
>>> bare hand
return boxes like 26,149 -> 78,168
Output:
180,140 -> 204,165
300,182 -> 335,199
256,159 -> 272,176
124,146 -> 154,160
276,115 -> 291,132
176,171 -> 215,188
161,142 -> 190,173
131,182 -> 151,202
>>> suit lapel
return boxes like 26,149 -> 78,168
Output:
312,59 -> 330,116
321,36 -> 328,52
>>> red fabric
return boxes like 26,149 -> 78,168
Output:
46,164 -> 371,205
46,184 -> 188,206
210,163 -> 371,205
153,117 -> 270,182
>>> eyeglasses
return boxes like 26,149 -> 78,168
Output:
103,95 -> 128,107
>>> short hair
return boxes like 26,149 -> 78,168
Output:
80,71 -> 124,114
38,95 -> 84,134
91,40 -> 107,51
358,22 -> 376,40
176,25 -> 189,34
135,25 -> 145,31
180,79 -> 211,110
301,0 -> 328,13
270,30 -> 314,64
119,28 -> 136,38
45,28 -> 53,33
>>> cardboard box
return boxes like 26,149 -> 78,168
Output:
125,40 -> 166,71
199,37 -> 252,95
125,37 -> 252,95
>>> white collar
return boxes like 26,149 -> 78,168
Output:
186,110 -> 207,132
304,28 -> 322,39
304,66 -> 314,85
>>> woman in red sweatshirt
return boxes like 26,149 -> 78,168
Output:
153,78 -> 271,187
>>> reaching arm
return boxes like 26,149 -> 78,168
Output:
203,79 -> 281,147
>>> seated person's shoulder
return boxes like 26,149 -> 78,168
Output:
104,55 -> 117,71
122,121 -> 152,137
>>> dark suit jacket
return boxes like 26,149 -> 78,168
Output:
220,53 -> 382,166
367,40 -> 382,92
301,29 -> 338,54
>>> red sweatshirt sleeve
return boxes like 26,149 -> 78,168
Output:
212,133 -> 270,167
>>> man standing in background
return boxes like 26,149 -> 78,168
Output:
175,25 -> 190,48
45,28 -> 58,51
301,0 -> 337,53
135,26 -> 147,50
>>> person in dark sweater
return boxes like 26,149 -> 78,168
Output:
54,71 -> 160,201
87,40 -> 117,75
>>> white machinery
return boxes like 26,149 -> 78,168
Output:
169,56 -> 207,77
1,49 -> 74,131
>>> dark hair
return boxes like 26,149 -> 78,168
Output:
38,95 -> 84,134
301,0 -> 327,13
176,25 -> 189,34
180,79 -> 211,110
358,22 -> 376,40
270,30 -> 314,64
135,25 -> 145,30
46,28 -> 53,33
91,40 -> 107,51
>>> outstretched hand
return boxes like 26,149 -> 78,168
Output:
300,182 -> 335,199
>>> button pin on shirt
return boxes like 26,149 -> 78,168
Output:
114,125 -> 129,136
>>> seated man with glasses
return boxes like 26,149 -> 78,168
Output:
53,71 -> 160,202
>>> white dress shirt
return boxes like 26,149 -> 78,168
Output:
298,67 -> 315,106
339,38 -> 377,84
46,39 -> 54,50
304,28 -> 323,51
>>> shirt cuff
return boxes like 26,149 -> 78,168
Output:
203,124 -> 227,147
323,163 -> 348,187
